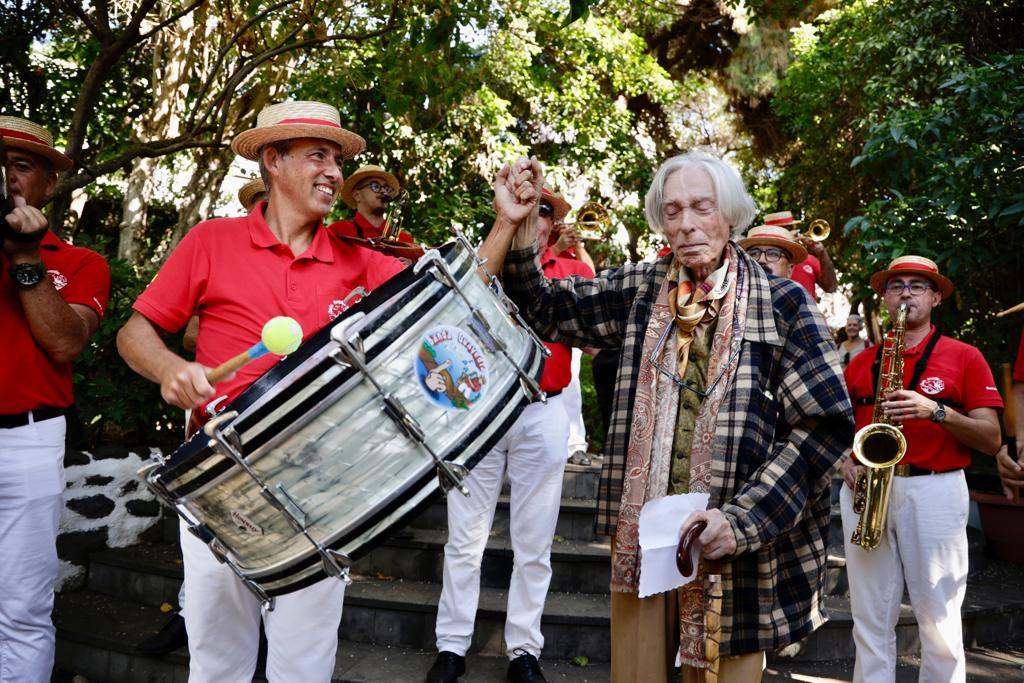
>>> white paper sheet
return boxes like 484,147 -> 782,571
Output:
637,492 -> 709,598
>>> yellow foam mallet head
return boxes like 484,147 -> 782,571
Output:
261,316 -> 303,355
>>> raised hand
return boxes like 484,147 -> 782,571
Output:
3,194 -> 49,256
493,156 -> 543,225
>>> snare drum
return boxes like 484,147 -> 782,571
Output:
142,238 -> 546,600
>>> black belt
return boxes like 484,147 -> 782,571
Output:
894,463 -> 964,477
532,389 -> 562,403
0,406 -> 68,429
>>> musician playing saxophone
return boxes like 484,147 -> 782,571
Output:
840,256 -> 1002,682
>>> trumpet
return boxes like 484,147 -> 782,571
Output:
556,201 -> 607,240
799,219 -> 830,243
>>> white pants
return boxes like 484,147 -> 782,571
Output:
180,519 -> 346,683
840,470 -> 969,683
565,349 -> 587,456
0,416 -> 66,683
435,395 -> 569,659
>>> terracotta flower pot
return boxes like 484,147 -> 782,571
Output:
970,491 -> 1024,564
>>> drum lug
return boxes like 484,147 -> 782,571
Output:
272,483 -> 309,529
381,395 -> 425,442
320,549 -> 354,585
438,462 -> 470,497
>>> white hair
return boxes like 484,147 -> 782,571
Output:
644,151 -> 758,238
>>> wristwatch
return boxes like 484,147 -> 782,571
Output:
930,401 -> 947,423
10,261 -> 46,288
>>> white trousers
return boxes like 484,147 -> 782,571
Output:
840,470 -> 969,683
180,519 -> 345,683
0,416 -> 66,683
435,395 -> 569,659
565,349 -> 587,455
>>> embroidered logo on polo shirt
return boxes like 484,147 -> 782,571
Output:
920,376 -> 945,395
48,270 -> 67,290
328,299 -> 348,320
802,264 -> 813,274
415,325 -> 489,411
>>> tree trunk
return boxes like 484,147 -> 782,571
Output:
164,147 -> 235,256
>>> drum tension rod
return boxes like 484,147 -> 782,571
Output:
203,412 -> 354,589
328,322 -> 471,496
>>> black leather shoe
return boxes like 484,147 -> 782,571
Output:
507,650 -> 546,682
135,613 -> 188,656
425,651 -> 466,683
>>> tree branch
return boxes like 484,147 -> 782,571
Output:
137,0 -> 207,41
58,0 -> 104,39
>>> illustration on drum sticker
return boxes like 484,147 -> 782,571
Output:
415,325 -> 489,410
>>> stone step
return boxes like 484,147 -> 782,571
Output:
410,494 -> 602,542
85,544 -> 612,660
52,591 -> 611,682
501,461 -> 602,500
357,528 -> 611,593
342,575 -> 610,660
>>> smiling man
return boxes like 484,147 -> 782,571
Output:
841,256 -> 1002,682
117,101 -> 403,683
1,115 -> 110,683
479,152 -> 853,681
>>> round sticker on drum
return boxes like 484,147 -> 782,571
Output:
416,325 -> 489,410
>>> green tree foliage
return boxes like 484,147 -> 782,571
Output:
773,0 -> 1022,364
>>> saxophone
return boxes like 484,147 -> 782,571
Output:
850,303 -> 909,550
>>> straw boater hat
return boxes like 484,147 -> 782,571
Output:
540,185 -> 571,222
763,210 -> 800,227
231,101 -> 365,162
0,116 -> 73,171
237,178 -> 266,210
738,224 -> 807,263
339,164 -> 400,208
870,255 -> 954,299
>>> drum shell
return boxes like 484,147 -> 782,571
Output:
148,242 -> 544,595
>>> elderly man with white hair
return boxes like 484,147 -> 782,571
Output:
480,152 -> 854,682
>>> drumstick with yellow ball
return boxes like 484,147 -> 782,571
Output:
207,316 -> 303,384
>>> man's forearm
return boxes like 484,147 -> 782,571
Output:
14,263 -> 91,363
817,251 -> 838,293
116,312 -> 184,386
942,407 -> 1002,455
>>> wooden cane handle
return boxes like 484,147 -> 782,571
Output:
677,520 -> 707,576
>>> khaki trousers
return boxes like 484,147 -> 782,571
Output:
610,590 -> 764,683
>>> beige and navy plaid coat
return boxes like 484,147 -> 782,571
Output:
502,242 -> 854,656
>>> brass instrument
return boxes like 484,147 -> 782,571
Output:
802,219 -> 830,243
850,302 -> 909,550
381,188 -> 409,242
556,201 -> 608,240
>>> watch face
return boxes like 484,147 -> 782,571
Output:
12,263 -> 45,286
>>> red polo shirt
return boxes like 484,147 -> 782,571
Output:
329,212 -> 414,243
133,204 -> 404,414
1014,329 -> 1024,383
845,326 -> 1003,471
2,230 -> 110,412
790,253 -> 820,300
540,248 -> 595,393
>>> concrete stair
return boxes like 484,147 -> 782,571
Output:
53,466 -> 1024,682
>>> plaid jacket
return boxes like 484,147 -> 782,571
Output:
502,242 -> 854,655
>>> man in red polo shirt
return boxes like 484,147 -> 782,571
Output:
330,164 -> 414,243
737,223 -> 808,280
117,101 -> 403,682
1,115 -> 110,683
426,183 -> 594,683
762,211 -> 837,301
840,256 -> 1002,682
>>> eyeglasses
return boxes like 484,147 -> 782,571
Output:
356,180 -> 394,197
538,202 -> 554,218
746,247 -> 789,263
885,281 -> 933,295
646,300 -> 739,401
